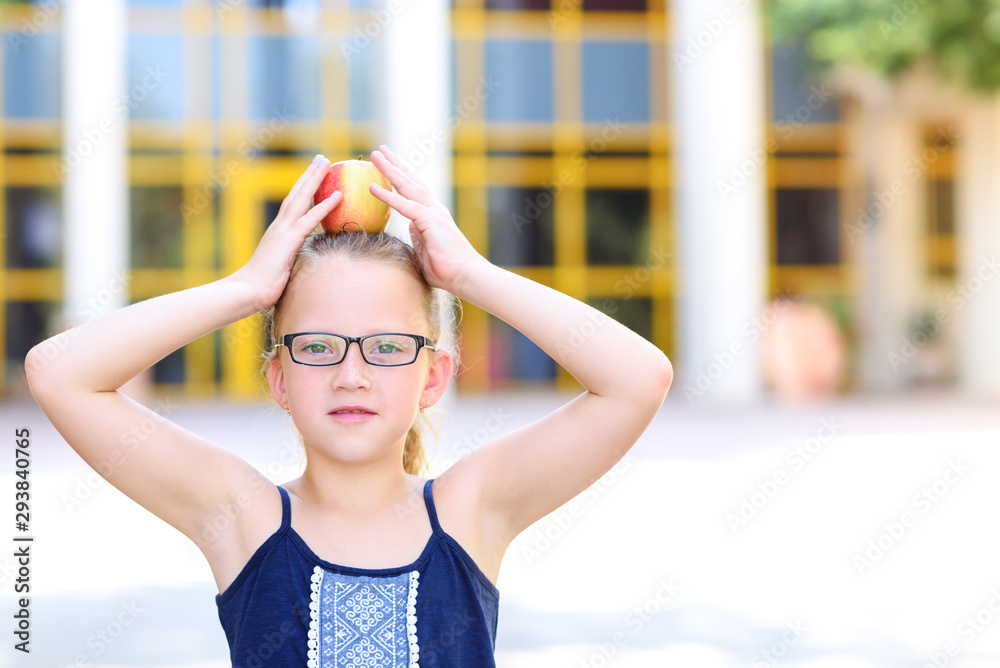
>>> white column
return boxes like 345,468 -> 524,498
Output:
61,0 -> 129,326
382,0 -> 455,413
671,0 -> 767,404
383,0 -> 452,217
955,99 -> 1000,397
851,109 -> 924,391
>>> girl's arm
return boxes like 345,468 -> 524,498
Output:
26,157 -> 341,572
369,147 -> 672,548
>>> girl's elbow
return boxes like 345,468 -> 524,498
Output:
653,355 -> 673,401
25,341 -> 64,400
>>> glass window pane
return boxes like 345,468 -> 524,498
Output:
584,0 -> 646,9
6,301 -> 59,395
485,0 -> 550,9
583,42 -> 649,123
771,42 -> 838,124
484,40 -> 552,122
488,187 -> 555,267
5,187 -> 62,269
588,296 -> 652,343
127,34 -> 185,120
927,178 -> 955,281
349,33 -> 379,122
131,187 -> 184,268
586,189 -> 650,265
775,188 -> 839,265
248,36 -> 321,121
126,299 -> 186,383
3,32 -> 60,118
154,346 -> 185,384
489,316 -> 556,383
211,34 -> 221,121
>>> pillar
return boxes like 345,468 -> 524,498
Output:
61,0 -> 129,326
382,0 -> 456,414
671,0 -> 768,403
955,98 -> 1000,397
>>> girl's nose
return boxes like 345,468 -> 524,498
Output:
332,343 -> 371,388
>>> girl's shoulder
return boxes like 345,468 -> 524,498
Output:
427,465 -> 503,586
203,477 -> 284,595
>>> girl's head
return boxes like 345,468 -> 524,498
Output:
263,232 -> 457,475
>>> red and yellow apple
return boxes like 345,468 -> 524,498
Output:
314,157 -> 393,234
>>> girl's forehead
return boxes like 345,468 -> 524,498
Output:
279,257 -> 429,332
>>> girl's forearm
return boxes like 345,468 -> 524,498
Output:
453,261 -> 672,399
28,275 -> 260,394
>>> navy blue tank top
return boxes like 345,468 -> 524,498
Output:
216,479 -> 500,667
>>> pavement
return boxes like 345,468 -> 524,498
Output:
2,388 -> 1000,667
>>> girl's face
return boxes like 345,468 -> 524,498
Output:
267,256 -> 451,468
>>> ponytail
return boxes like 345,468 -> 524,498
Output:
403,408 -> 443,476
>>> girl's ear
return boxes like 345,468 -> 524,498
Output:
420,349 -> 454,409
267,355 -> 288,410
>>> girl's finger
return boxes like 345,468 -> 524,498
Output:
278,156 -> 330,221
378,145 -> 436,194
369,182 -> 428,221
369,149 -> 436,208
277,155 -> 322,215
298,190 -> 343,229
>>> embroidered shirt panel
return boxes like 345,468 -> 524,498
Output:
307,565 -> 420,668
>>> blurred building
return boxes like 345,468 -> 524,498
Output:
0,0 -> 989,402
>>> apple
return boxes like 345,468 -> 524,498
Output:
314,157 -> 393,234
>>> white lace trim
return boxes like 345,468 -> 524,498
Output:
407,570 -> 420,667
306,565 -> 322,668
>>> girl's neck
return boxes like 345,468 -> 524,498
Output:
291,456 -> 418,515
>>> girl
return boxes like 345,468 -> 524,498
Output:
26,146 -> 673,666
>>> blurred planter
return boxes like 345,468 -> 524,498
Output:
761,299 -> 847,403
907,310 -> 955,387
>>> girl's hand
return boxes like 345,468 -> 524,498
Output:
368,145 -> 489,293
230,155 -> 343,312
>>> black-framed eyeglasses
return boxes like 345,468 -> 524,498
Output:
275,332 -> 437,367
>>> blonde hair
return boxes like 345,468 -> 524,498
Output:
262,231 -> 460,475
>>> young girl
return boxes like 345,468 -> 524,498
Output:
26,145 -> 673,666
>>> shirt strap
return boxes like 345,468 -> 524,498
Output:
423,478 -> 444,535
276,485 -> 291,530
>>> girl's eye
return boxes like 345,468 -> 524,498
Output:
375,342 -> 402,354
304,342 -> 330,354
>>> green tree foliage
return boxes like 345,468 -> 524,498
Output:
769,0 -> 1000,90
